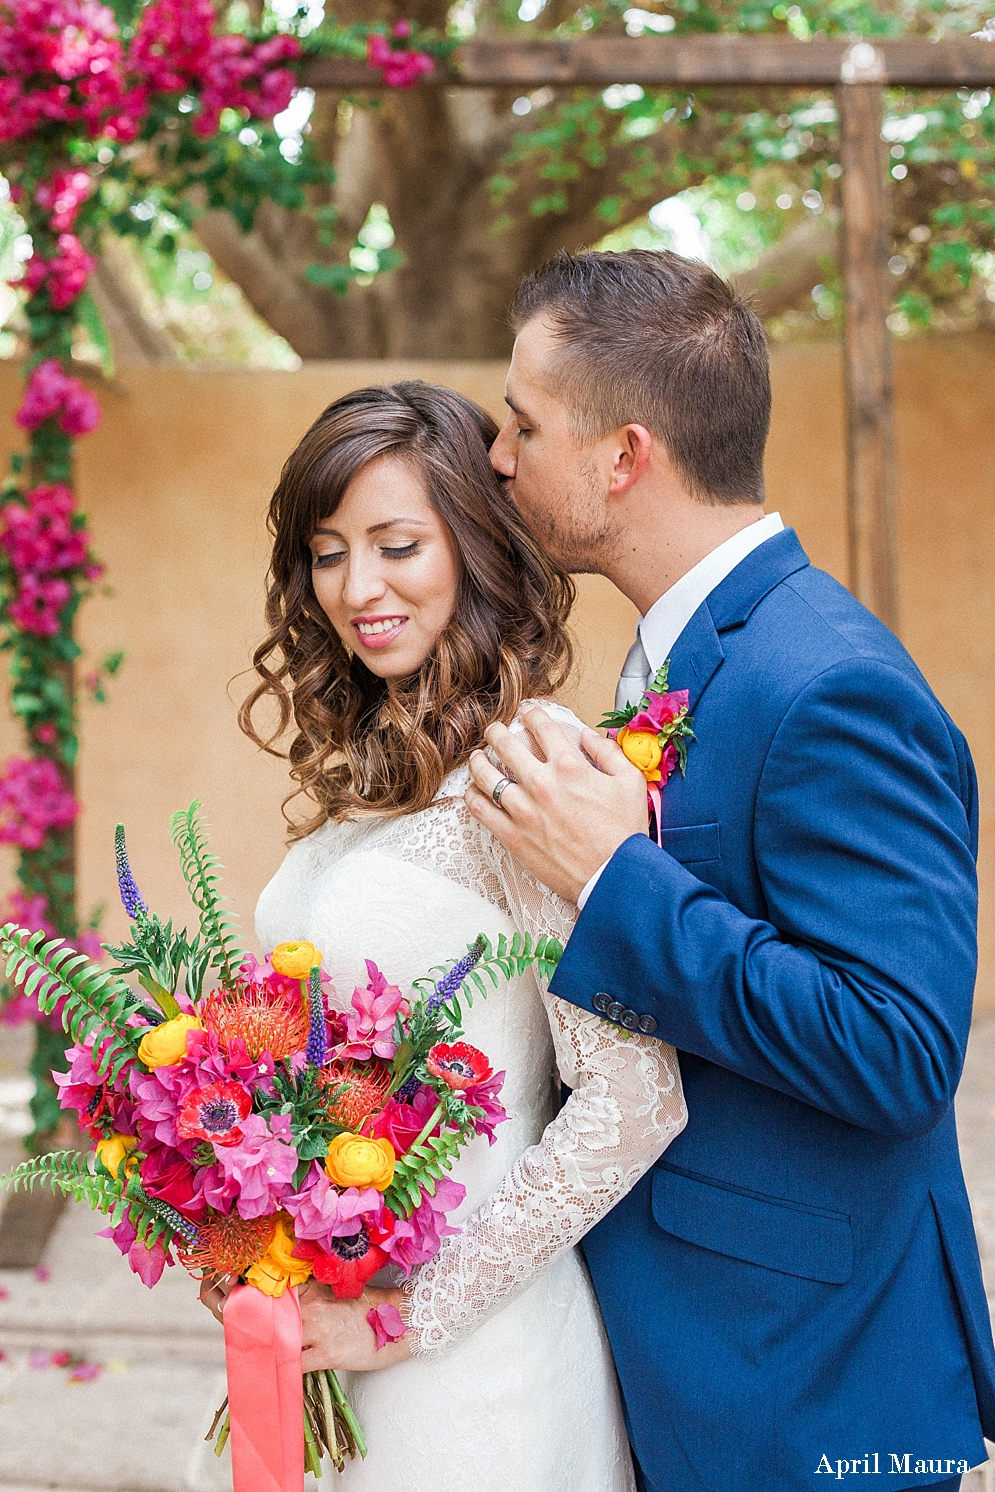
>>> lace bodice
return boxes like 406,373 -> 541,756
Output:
255,702 -> 687,1358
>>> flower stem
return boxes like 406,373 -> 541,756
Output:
409,1100 -> 445,1154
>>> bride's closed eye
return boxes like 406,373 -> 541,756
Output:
312,540 -> 421,569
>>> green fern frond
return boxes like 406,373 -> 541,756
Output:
169,802 -> 245,989
1,1151 -> 189,1252
384,1126 -> 467,1219
413,931 -> 563,1004
0,925 -> 144,1081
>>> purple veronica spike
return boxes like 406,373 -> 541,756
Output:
305,965 -> 327,1066
427,935 -> 487,1012
115,824 -> 148,921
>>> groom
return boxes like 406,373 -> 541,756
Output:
467,249 -> 995,1492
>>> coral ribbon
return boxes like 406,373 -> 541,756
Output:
223,1284 -> 304,1492
648,783 -> 663,847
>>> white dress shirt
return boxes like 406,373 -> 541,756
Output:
576,512 -> 784,909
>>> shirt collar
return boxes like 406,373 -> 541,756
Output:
639,512 -> 784,676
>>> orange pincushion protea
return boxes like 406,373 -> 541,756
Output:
320,1062 -> 392,1129
179,1211 -> 277,1278
201,980 -> 308,1063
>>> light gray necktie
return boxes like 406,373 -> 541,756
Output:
615,633 -> 650,712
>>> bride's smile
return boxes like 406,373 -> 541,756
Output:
308,452 -> 459,679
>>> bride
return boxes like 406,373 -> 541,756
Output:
241,380 -> 687,1491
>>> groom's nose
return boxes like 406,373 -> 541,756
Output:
489,416 -> 518,479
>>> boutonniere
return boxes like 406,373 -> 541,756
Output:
599,661 -> 695,841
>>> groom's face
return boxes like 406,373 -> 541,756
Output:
490,317 -> 620,573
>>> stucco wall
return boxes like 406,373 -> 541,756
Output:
0,334 -> 993,1009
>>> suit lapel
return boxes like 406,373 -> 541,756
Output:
666,604 -> 724,714
664,529 -> 811,715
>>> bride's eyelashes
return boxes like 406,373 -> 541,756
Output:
311,540 -> 421,570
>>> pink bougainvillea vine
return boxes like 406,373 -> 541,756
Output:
0,0 -> 446,1138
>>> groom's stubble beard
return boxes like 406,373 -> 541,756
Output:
511,454 -> 624,579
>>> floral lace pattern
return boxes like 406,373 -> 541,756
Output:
398,707 -> 686,1353
255,702 -> 685,1489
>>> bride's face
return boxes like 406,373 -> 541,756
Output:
309,454 -> 460,680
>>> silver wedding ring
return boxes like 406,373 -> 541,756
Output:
491,776 -> 513,809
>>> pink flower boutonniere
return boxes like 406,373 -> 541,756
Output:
600,661 -> 695,841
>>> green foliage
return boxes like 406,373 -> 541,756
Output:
384,1121 -> 468,1218
0,1149 -> 186,1251
0,924 -> 145,1083
169,801 -> 245,988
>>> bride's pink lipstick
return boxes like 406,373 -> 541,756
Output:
351,613 -> 409,650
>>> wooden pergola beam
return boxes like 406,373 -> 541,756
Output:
301,36 -> 995,91
300,34 -> 995,631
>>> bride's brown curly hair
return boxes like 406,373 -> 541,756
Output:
239,381 -> 575,833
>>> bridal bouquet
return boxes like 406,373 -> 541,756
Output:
0,803 -> 562,1480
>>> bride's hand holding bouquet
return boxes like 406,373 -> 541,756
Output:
0,803 -> 562,1482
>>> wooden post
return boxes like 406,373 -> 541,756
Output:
838,48 -> 899,632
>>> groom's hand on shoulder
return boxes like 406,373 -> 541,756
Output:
465,705 -> 648,903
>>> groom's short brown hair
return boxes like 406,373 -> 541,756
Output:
510,248 -> 771,505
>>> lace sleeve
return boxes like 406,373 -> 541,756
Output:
402,706 -> 687,1355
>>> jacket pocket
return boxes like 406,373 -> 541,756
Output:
658,822 -> 721,864
651,1163 -> 853,1285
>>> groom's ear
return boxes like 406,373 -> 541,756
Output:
607,424 -> 653,497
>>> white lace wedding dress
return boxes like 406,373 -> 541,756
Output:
255,703 -> 687,1492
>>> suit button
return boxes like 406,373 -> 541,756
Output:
638,1014 -> 658,1035
593,992 -> 610,1015
607,1001 -> 626,1023
621,1009 -> 639,1031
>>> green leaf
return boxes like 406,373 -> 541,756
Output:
0,924 -> 144,1078
169,802 -> 244,987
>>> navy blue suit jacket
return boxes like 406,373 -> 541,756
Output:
550,530 -> 995,1492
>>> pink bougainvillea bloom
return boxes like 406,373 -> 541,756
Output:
34,1265 -> 51,1283
0,482 -> 92,577
22,233 -> 96,309
367,1302 -> 407,1349
68,1361 -> 102,1382
465,1069 -> 508,1146
284,1163 -> 383,1254
0,757 -> 78,849
0,1285 -> 9,1301
0,0 -> 134,143
626,689 -> 690,735
50,1349 -> 71,1367
338,961 -> 407,1061
381,1175 -> 466,1275
98,1213 -> 172,1287
214,1111 -> 298,1219
15,360 -> 100,436
177,1079 -> 251,1147
9,573 -> 72,636
366,32 -> 434,89
34,169 -> 92,231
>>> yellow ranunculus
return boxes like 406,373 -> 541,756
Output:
137,1013 -> 203,1069
95,1133 -> 138,1179
246,1214 -> 312,1298
325,1133 -> 396,1192
617,727 -> 664,783
270,941 -> 323,979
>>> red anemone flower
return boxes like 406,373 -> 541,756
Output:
426,1041 -> 492,1092
177,1080 -> 252,1148
293,1215 -> 395,1299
